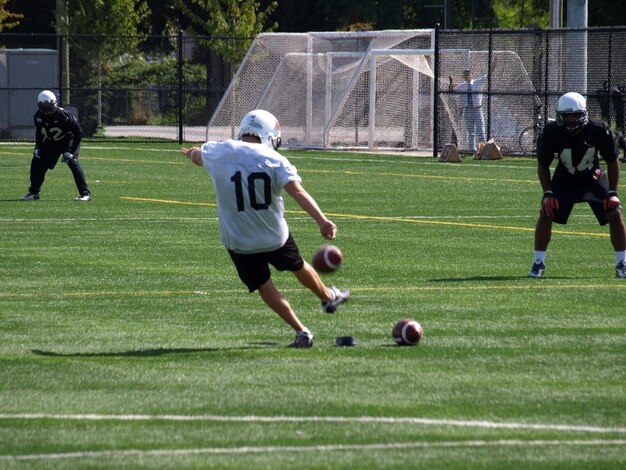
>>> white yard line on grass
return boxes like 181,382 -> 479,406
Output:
2,439 -> 626,462
1,414 -> 625,434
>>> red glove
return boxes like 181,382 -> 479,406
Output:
541,191 -> 559,217
604,191 -> 621,210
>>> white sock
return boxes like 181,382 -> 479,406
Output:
534,250 -> 546,264
298,327 -> 311,336
616,251 -> 626,264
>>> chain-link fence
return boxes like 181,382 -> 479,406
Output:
0,31 -> 236,143
436,27 -> 626,156
1,28 -> 625,155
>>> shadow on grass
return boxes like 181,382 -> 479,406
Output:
32,343 -> 278,358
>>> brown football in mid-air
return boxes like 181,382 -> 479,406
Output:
312,245 -> 343,273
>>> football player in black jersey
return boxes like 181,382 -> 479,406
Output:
528,92 -> 626,279
21,90 -> 92,202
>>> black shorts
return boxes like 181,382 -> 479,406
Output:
550,168 -> 616,225
228,234 -> 304,292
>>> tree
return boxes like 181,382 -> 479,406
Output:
176,0 -> 278,67
141,0 -> 182,35
585,1 -> 626,26
64,0 -> 150,130
66,0 -> 149,40
491,0 -> 548,29
0,0 -> 23,32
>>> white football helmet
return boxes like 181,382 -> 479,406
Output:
238,109 -> 281,150
37,90 -> 58,116
556,92 -> 588,135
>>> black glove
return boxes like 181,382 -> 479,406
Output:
62,152 -> 74,163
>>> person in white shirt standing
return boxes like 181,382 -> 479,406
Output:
449,69 -> 487,153
181,109 -> 350,348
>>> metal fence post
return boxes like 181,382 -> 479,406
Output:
433,24 -> 440,159
607,28 -> 613,128
543,29 -> 550,118
487,30 -> 492,141
178,29 -> 184,144
57,33 -> 70,106
57,34 -> 63,105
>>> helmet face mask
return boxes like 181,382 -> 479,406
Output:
556,92 -> 588,135
238,110 -> 281,150
37,90 -> 58,116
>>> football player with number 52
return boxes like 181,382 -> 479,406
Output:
528,92 -> 626,279
21,90 -> 92,202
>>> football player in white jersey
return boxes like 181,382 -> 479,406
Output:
528,92 -> 626,279
181,110 -> 350,348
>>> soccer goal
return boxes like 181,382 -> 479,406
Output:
206,30 -> 436,150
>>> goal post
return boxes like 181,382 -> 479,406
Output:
207,30 -> 540,154
367,49 -> 435,150
206,30 -> 437,150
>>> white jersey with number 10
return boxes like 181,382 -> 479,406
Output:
200,140 -> 302,254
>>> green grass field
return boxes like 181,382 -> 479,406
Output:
0,142 -> 625,469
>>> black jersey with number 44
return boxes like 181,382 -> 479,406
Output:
537,117 -> 618,178
34,107 -> 82,154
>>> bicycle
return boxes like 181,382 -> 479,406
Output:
518,103 -> 549,154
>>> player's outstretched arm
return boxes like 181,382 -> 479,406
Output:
284,181 -> 336,240
181,147 -> 203,166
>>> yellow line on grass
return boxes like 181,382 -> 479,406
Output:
325,212 -> 608,237
0,151 -> 27,156
300,168 -> 536,184
120,196 -> 609,238
120,196 -> 216,207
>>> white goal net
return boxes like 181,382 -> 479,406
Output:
206,30 -> 435,150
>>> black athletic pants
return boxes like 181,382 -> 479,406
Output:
29,147 -> 90,196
